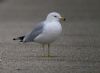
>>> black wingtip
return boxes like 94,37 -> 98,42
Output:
13,38 -> 16,40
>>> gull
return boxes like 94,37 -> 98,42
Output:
13,12 -> 66,57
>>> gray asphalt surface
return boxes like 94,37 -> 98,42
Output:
0,0 -> 100,73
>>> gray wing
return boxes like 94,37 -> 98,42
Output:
23,22 -> 45,42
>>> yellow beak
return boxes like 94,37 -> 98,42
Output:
60,17 -> 66,21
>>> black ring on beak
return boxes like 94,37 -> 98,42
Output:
60,17 -> 66,21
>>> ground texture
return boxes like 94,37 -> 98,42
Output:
0,0 -> 100,73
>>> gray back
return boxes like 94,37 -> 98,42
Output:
23,22 -> 44,42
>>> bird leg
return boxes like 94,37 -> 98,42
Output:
47,44 -> 50,57
42,44 -> 51,57
42,44 -> 45,56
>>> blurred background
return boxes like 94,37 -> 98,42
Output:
0,0 -> 100,22
0,0 -> 100,73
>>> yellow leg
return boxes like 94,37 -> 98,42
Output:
42,44 -> 51,57
42,44 -> 45,56
47,44 -> 50,57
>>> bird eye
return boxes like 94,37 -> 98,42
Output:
54,16 -> 57,17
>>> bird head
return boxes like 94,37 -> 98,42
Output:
46,12 -> 66,22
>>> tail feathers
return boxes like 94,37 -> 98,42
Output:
13,36 -> 25,42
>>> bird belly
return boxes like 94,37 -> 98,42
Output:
34,22 -> 62,44
34,32 -> 60,43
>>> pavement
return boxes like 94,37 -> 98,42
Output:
0,0 -> 100,73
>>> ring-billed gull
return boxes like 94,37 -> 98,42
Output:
13,12 -> 66,57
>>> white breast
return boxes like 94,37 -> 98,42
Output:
34,21 -> 62,44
